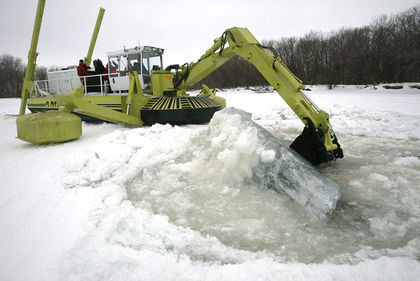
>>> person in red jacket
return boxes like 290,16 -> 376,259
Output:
77,59 -> 89,80
104,63 -> 109,81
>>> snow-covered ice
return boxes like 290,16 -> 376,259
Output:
1,84 -> 420,280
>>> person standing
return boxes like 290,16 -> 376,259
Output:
93,59 -> 105,75
94,59 -> 106,92
77,59 -> 89,78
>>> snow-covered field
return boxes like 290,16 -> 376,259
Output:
1,84 -> 420,281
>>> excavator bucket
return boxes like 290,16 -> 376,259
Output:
291,118 -> 344,166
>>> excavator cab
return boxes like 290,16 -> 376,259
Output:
107,46 -> 164,91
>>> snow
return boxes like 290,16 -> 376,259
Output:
260,150 -> 276,163
1,84 -> 420,280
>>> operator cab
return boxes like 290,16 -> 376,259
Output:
106,46 -> 164,91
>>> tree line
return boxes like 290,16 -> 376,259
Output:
195,6 -> 419,88
0,54 -> 47,98
0,6 -> 418,98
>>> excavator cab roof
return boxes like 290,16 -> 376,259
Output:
106,46 -> 164,59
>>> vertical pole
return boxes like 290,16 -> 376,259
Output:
84,77 -> 87,95
19,0 -> 46,115
100,74 -> 103,95
84,8 -> 105,67
118,73 -> 121,94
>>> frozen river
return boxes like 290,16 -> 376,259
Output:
0,84 -> 419,280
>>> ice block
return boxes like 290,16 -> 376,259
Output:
222,108 -> 341,221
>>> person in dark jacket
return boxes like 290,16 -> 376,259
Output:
93,59 -> 108,92
93,59 -> 105,75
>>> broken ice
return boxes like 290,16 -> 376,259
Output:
220,108 -> 341,221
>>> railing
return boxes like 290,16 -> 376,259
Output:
31,72 -> 125,98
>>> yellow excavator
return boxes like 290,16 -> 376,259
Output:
17,0 -> 343,166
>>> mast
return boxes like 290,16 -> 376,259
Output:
19,0 -> 46,115
84,7 -> 105,66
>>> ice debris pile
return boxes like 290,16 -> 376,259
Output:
64,107 -> 341,221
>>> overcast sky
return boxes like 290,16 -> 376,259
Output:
0,0 -> 418,68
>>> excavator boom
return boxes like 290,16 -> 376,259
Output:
173,27 -> 343,165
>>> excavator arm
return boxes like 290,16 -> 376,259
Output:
173,27 -> 343,165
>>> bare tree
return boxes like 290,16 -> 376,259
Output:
0,54 -> 24,98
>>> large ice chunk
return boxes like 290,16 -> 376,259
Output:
221,108 -> 341,221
